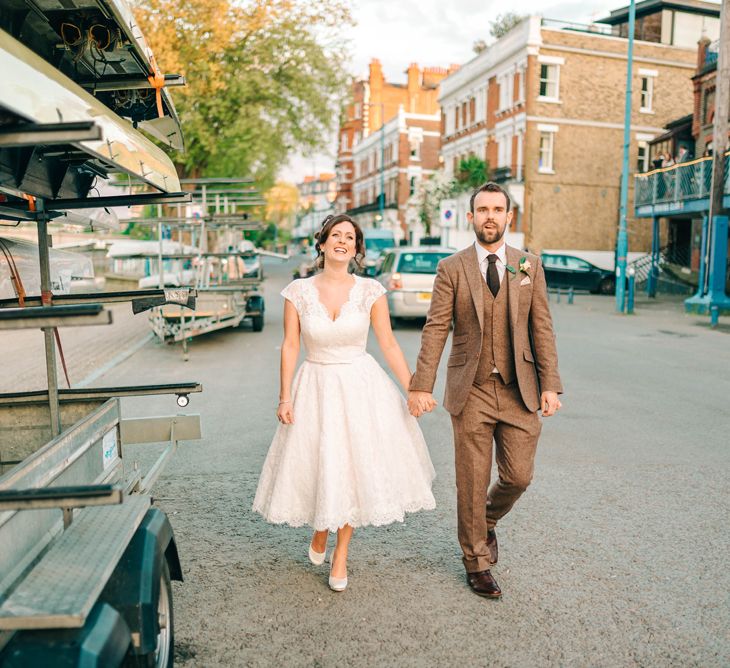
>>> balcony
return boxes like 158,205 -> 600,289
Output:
634,152 -> 730,218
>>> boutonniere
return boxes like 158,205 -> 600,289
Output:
519,257 -> 531,274
506,265 -> 516,275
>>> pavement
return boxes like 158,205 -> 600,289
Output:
3,256 -> 729,666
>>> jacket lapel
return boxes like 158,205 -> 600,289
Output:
506,245 -> 522,332
460,245 -> 484,331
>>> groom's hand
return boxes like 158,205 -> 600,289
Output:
408,391 -> 437,417
541,391 -> 562,417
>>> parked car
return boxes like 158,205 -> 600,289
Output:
363,229 -> 396,275
293,246 -> 319,279
376,246 -> 454,321
541,253 -> 616,294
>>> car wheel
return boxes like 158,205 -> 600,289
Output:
390,316 -> 400,329
598,277 -> 615,295
252,315 -> 264,332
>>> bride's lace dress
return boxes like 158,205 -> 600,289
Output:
252,275 -> 436,530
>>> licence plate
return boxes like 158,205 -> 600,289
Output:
417,292 -> 432,302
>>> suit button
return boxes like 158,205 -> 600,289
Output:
475,354 -> 480,359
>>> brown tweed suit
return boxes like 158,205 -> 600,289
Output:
410,243 -> 562,572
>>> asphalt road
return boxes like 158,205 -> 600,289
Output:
80,255 -> 729,667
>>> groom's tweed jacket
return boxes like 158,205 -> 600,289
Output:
410,244 -> 563,415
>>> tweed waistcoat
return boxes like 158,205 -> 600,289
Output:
473,278 -> 515,385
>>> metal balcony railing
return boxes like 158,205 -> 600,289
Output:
634,152 -> 730,210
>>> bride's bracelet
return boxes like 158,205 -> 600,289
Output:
278,400 -> 291,405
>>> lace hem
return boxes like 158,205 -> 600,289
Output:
252,496 -> 436,532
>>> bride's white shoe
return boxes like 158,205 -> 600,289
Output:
308,544 -> 327,566
328,555 -> 347,592
308,533 -> 328,565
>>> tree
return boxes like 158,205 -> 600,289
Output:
407,171 -> 456,236
489,12 -> 527,39
265,181 -> 299,230
472,39 -> 487,54
133,0 -> 352,187
455,156 -> 489,191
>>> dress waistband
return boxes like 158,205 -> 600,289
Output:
305,352 -> 367,365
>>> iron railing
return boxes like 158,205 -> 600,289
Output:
634,152 -> 730,209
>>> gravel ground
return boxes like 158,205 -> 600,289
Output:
7,257 -> 729,666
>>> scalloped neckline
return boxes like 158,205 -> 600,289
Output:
309,275 -> 359,322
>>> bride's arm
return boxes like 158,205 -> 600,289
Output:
277,300 -> 300,423
371,295 -> 412,393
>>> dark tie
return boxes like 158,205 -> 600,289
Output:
486,254 -> 500,297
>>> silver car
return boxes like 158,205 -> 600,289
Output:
376,246 -> 453,321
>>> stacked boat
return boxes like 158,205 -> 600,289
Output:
0,0 -> 184,205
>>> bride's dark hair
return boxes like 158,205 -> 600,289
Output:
314,214 -> 366,270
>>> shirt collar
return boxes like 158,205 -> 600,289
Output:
474,240 -> 507,267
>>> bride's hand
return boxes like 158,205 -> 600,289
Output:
277,400 -> 294,425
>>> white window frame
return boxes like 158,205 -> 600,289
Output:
537,55 -> 564,103
635,132 -> 655,173
537,123 -> 558,174
639,69 -> 657,114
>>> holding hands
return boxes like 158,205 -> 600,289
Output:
407,391 -> 437,418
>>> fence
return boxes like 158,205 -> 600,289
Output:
635,152 -> 730,208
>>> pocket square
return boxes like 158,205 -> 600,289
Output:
520,276 -> 531,286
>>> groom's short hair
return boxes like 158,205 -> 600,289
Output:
470,182 -> 511,213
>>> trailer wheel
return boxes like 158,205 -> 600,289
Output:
252,314 -> 264,332
145,561 -> 174,668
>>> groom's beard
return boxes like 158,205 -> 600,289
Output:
475,221 -> 506,245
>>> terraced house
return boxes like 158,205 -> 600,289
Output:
437,0 -> 720,252
335,59 -> 457,240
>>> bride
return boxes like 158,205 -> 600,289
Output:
252,214 -> 437,591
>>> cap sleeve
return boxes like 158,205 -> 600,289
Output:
363,278 -> 387,311
280,279 -> 303,314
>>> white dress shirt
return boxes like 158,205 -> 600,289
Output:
474,240 -> 507,284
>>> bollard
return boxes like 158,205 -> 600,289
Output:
710,305 -> 719,328
567,287 -> 574,305
556,288 -> 561,303
626,273 -> 635,314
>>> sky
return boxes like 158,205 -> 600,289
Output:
279,0 -> 621,183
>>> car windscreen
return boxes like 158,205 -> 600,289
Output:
365,238 -> 395,252
396,252 -> 450,274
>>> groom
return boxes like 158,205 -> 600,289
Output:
408,182 -> 562,599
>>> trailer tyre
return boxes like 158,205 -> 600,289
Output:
143,561 -> 174,668
252,315 -> 264,332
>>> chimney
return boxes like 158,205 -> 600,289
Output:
697,36 -> 711,71
407,62 -> 420,94
369,58 -> 384,91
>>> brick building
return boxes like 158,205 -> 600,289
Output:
293,173 -> 337,239
335,59 -> 457,236
437,0 -> 720,252
637,35 -> 728,275
348,107 -> 441,239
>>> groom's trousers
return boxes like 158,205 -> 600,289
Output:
451,374 -> 542,573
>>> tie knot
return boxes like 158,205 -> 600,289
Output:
487,254 -> 498,264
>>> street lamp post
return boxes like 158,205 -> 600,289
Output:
616,0 -> 636,313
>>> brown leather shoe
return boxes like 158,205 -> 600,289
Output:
487,528 -> 498,565
466,570 -> 502,598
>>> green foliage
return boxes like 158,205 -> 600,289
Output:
134,0 -> 353,189
489,12 -> 527,39
454,156 -> 489,192
408,171 -> 456,236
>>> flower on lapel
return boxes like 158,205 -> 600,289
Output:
519,257 -> 531,274
506,264 -> 516,274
